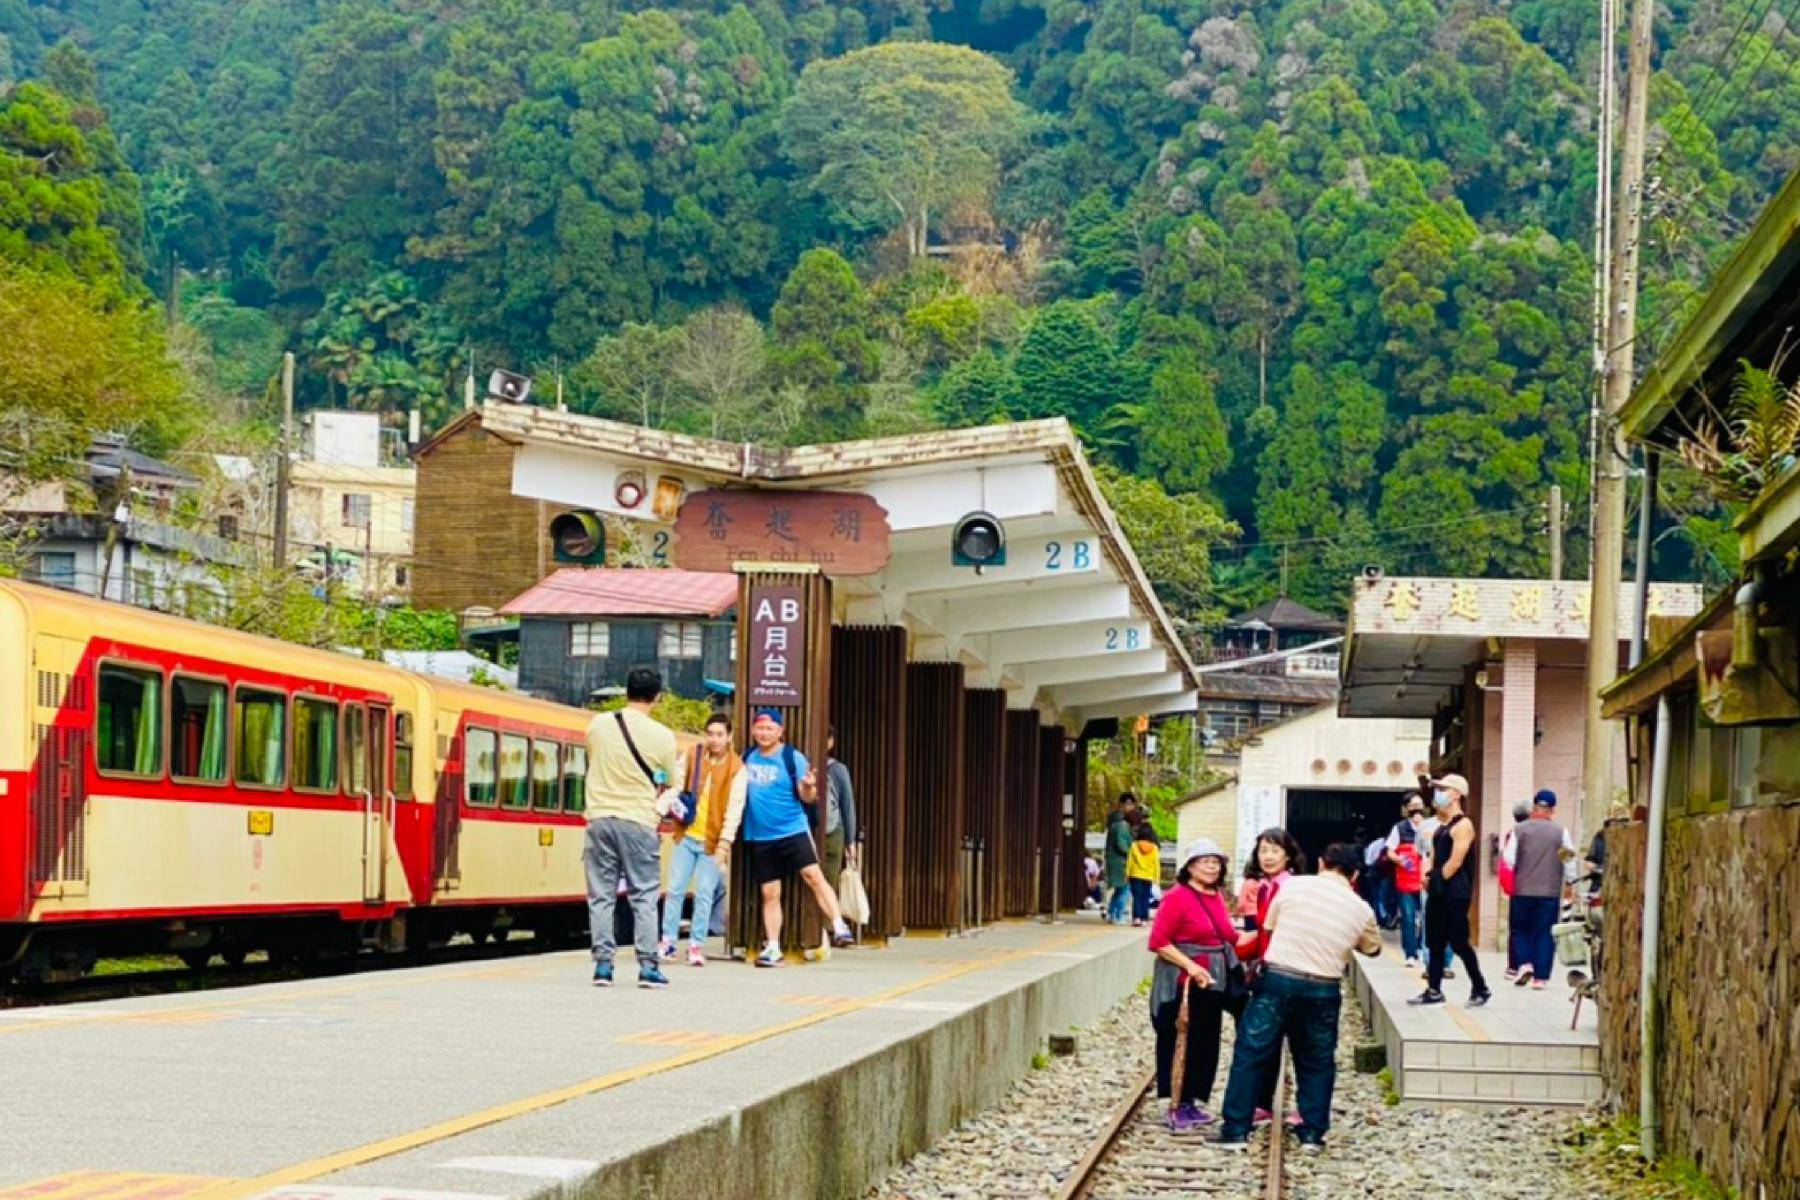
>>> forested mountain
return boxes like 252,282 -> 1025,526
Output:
2,0 -> 1789,618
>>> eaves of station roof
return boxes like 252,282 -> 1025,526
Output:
1620,165 -> 1800,445
466,404 -> 1201,726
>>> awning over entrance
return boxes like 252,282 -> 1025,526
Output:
1340,575 -> 1705,718
478,403 -> 1201,727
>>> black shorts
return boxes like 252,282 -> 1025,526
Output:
750,832 -> 818,886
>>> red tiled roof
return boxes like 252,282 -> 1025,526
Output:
500,568 -> 738,618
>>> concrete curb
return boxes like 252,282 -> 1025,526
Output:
550,933 -> 1146,1200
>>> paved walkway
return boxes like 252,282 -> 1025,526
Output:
0,918 -> 1144,1200
1351,929 -> 1601,1107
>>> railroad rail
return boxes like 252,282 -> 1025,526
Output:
1056,1065 -> 1291,1200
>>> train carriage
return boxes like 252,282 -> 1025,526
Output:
0,579 -> 603,983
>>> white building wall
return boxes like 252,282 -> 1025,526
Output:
1176,705 -> 1432,867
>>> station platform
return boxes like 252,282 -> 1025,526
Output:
1351,933 -> 1601,1108
0,916 -> 1144,1200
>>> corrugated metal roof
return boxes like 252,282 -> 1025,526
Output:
501,568 -> 738,618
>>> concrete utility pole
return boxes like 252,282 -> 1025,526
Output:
273,352 -> 295,569
1582,0 -> 1654,838
1549,484 -> 1564,581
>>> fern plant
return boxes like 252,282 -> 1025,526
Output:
1677,351 -> 1800,504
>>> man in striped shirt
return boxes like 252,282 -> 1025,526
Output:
1216,842 -> 1381,1152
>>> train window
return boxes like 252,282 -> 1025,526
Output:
97,662 -> 164,777
232,686 -> 286,788
343,703 -> 368,795
562,744 -> 587,813
394,712 -> 414,801
499,733 -> 530,809
170,675 -> 227,783
294,696 -> 340,793
530,740 -> 559,811
465,727 -> 497,807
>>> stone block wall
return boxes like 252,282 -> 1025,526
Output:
1600,807 -> 1800,1199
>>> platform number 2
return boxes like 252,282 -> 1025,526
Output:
651,530 -> 671,565
1103,627 -> 1142,651
1043,539 -> 1092,571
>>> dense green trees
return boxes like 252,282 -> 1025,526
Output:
2,0 -> 1787,621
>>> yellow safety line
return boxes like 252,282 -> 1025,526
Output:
1445,1003 -> 1493,1043
194,929 -> 1103,1200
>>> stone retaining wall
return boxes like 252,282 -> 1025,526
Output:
1600,808 -> 1800,1199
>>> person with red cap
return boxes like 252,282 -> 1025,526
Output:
742,708 -> 854,967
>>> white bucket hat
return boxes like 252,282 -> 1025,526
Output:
1182,838 -> 1227,867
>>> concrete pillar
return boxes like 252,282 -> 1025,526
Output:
1481,638 -> 1538,949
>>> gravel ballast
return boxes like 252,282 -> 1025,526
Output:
869,972 -> 1685,1199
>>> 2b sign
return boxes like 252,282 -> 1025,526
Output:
746,584 -> 806,705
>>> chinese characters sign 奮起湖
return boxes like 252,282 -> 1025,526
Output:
746,582 -> 806,706
671,491 -> 890,575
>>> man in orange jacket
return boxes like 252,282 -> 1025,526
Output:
657,712 -> 746,966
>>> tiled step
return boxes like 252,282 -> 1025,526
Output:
1402,1064 -> 1603,1105
1404,1039 -> 1599,1074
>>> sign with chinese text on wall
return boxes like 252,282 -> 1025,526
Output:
1351,577 -> 1705,638
672,491 -> 890,576
746,582 -> 807,705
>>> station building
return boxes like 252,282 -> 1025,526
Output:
428,405 -> 1202,939
1337,574 -> 1702,948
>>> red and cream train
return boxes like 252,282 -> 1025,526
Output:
1,578 -> 606,983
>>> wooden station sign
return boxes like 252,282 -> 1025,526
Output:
672,490 -> 891,576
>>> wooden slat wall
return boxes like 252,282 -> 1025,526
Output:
961,688 -> 1008,927
729,572 -> 834,953
831,626 -> 908,939
902,663 -> 965,929
1036,726 -> 1066,914
1002,710 -> 1042,917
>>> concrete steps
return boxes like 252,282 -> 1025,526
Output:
1399,1038 -> 1603,1106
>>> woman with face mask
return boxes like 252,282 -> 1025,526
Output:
1408,774 -> 1492,1008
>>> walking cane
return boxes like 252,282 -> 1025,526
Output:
1168,980 -> 1191,1116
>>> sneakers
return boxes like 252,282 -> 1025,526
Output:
1513,966 -> 1535,987
755,944 -> 784,968
1252,1107 -> 1273,1126
1468,989 -> 1493,1008
1530,979 -> 1547,991
638,964 -> 670,989
1442,968 -> 1457,980
656,939 -> 677,961
1407,988 -> 1446,1006
1504,966 -> 1521,982
592,961 -> 614,987
831,922 -> 855,949
1295,1137 -> 1326,1153
688,944 -> 706,967
1403,957 -> 1420,969
1165,1103 -> 1215,1132
1285,1110 -> 1304,1129
1213,1136 -> 1250,1151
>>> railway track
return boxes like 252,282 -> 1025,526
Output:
1056,1065 -> 1291,1200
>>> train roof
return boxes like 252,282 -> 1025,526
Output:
0,580 -> 594,728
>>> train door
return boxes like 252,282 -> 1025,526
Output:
365,703 -> 391,902
29,636 -> 89,900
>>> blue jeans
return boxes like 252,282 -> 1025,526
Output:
659,835 -> 722,948
1509,894 -> 1559,979
1221,969 -> 1342,1142
1129,878 -> 1152,921
1397,890 -> 1422,962
1107,883 -> 1129,922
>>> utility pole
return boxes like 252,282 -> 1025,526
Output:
1549,485 -> 1564,581
1582,0 -> 1655,839
273,352 -> 295,570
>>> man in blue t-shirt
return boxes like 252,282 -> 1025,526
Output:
742,708 -> 854,966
